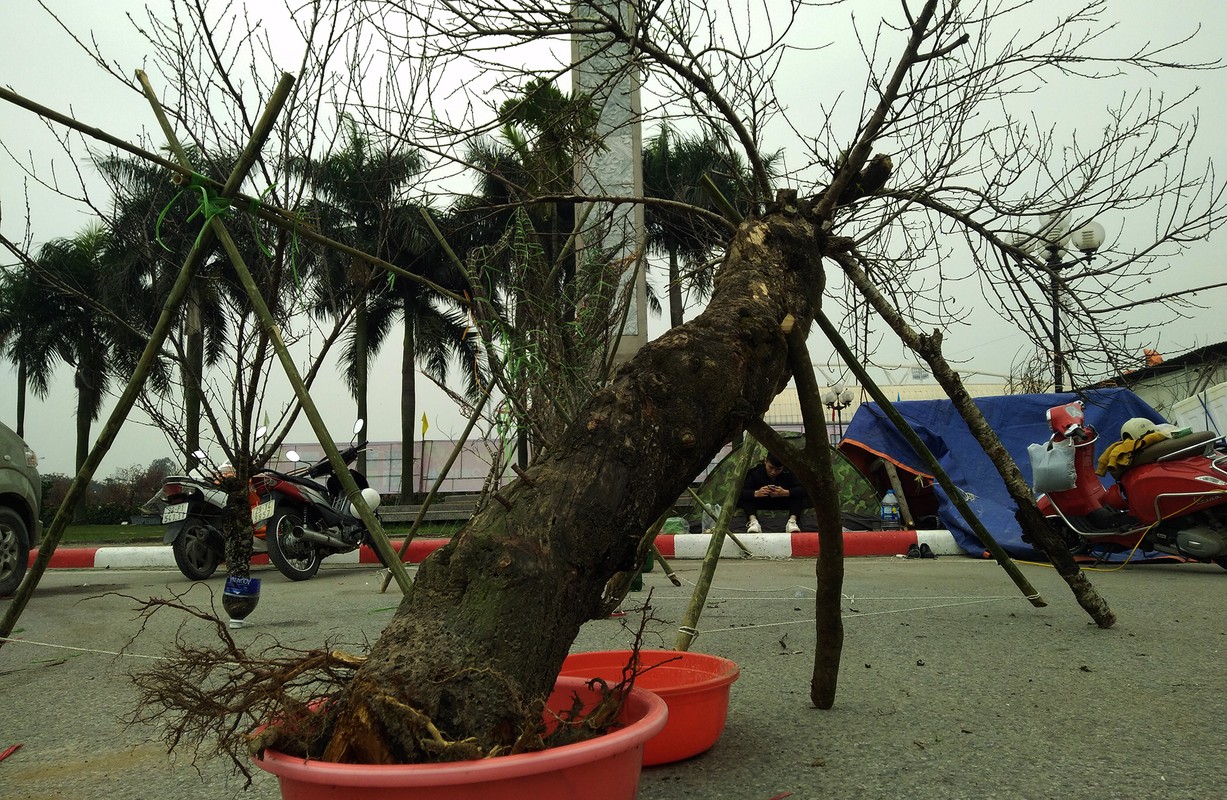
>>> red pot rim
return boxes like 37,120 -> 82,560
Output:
255,676 -> 667,788
560,650 -> 740,697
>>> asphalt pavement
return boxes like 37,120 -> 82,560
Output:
2,555 -> 1225,799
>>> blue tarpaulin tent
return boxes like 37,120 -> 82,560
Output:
838,389 -> 1166,558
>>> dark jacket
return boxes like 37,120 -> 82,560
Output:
738,462 -> 803,507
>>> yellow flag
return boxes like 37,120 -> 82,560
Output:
421,412 -> 429,437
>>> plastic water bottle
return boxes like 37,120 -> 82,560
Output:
880,490 -> 901,530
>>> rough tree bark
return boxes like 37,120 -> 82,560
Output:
318,202 -> 828,763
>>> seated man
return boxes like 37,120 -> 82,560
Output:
738,453 -> 810,533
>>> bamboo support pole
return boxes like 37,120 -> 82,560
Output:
814,311 -> 1046,607
685,486 -> 753,556
880,461 -> 916,528
211,207 -> 410,592
136,71 -> 411,593
0,76 -> 294,644
675,439 -> 761,651
0,85 -> 466,307
650,543 -> 682,587
379,382 -> 494,593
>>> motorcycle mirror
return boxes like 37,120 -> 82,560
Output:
192,449 -> 207,461
353,419 -> 365,436
254,425 -> 267,441
286,450 -> 301,463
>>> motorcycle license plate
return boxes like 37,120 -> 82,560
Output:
162,503 -> 188,524
251,499 -> 275,524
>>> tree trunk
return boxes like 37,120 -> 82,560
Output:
220,472 -> 253,579
355,300 -> 369,474
184,290 -> 204,471
15,359 -> 26,438
668,248 -> 683,328
74,367 -> 94,524
400,316 -> 416,503
320,206 -> 827,763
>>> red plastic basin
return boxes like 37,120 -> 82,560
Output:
254,676 -> 667,800
559,649 -> 739,765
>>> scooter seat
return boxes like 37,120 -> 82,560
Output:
1129,430 -> 1219,468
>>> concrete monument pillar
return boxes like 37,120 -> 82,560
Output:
572,0 -> 648,368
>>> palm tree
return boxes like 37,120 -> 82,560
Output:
292,117 -> 425,470
456,80 -> 610,465
0,265 -> 47,437
293,117 -> 482,495
384,204 -> 489,500
23,224 -> 122,479
95,152 -> 231,468
643,124 -> 763,327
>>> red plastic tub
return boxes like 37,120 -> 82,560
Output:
559,649 -> 739,765
253,676 -> 667,800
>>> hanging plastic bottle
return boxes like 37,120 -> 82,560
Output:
880,489 -> 901,530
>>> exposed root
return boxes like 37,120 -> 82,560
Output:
124,591 -> 665,779
118,590 -> 367,785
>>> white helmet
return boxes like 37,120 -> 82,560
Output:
1120,418 -> 1156,441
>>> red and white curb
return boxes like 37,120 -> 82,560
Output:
654,529 -> 962,560
31,530 -> 963,571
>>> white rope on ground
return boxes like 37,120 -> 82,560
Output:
667,576 -> 1012,602
670,575 -> 817,594
0,636 -> 168,660
5,590 -> 1019,658
655,593 -> 1017,602
687,595 -> 1018,638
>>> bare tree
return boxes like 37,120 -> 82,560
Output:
308,0 -> 1227,754
0,1 -> 383,576
9,0 -> 1226,772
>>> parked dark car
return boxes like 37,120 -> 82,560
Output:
0,421 -> 42,596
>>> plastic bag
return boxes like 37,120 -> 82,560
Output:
1028,438 -> 1077,494
661,516 -> 689,534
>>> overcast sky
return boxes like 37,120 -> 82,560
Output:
4,0 -> 1227,478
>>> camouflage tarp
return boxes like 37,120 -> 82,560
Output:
686,431 -> 880,530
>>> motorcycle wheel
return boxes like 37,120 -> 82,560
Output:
171,517 -> 223,580
266,510 -> 322,581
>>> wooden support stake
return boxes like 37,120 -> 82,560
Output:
675,438 -> 761,651
815,311 -> 1045,607
1,74 -> 295,642
136,69 -> 412,594
880,461 -> 915,528
651,543 -> 682,587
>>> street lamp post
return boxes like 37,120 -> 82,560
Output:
821,385 -> 855,444
1034,217 -> 1107,393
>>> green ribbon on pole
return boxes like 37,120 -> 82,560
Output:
156,175 -> 285,260
156,172 -> 234,253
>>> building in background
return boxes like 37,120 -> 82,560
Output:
278,380 -> 1008,497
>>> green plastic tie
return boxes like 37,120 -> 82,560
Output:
155,172 -> 234,253
247,184 -> 277,259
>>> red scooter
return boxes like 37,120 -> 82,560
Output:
1036,400 -> 1227,566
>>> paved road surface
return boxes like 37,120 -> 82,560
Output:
2,556 -> 1224,799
